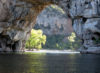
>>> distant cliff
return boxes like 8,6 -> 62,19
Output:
35,5 -> 73,35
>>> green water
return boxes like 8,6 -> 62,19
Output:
0,53 -> 100,73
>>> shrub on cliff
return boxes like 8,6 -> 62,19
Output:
25,29 -> 46,50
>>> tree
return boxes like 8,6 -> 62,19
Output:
25,29 -> 46,50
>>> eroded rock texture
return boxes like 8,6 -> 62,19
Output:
70,0 -> 100,53
0,0 -> 100,53
35,5 -> 73,35
0,0 -> 40,52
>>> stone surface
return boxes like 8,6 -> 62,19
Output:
0,0 -> 100,53
0,0 -> 39,52
35,5 -> 73,35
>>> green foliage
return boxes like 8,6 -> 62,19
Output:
26,29 -> 81,50
25,29 -> 46,50
43,32 -> 82,50
43,35 -> 65,49
50,5 -> 65,14
67,32 -> 79,50
68,32 -> 76,42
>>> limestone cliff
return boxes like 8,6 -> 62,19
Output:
35,5 -> 73,35
70,0 -> 100,53
0,0 -> 39,52
0,0 -> 100,53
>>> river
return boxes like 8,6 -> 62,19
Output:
0,51 -> 100,73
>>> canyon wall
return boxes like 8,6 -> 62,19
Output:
0,0 -> 100,53
35,5 -> 73,35
70,0 -> 100,53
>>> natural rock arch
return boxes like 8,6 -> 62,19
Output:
0,0 -> 100,53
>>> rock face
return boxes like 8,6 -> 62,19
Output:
0,0 -> 39,52
0,0 -> 100,53
35,5 -> 73,35
70,0 -> 100,53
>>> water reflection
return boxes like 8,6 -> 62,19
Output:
0,53 -> 100,73
0,53 -> 46,73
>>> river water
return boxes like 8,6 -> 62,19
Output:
0,52 -> 100,73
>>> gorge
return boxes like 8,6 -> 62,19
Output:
0,0 -> 100,53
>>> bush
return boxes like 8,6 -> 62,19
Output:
25,29 -> 46,50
